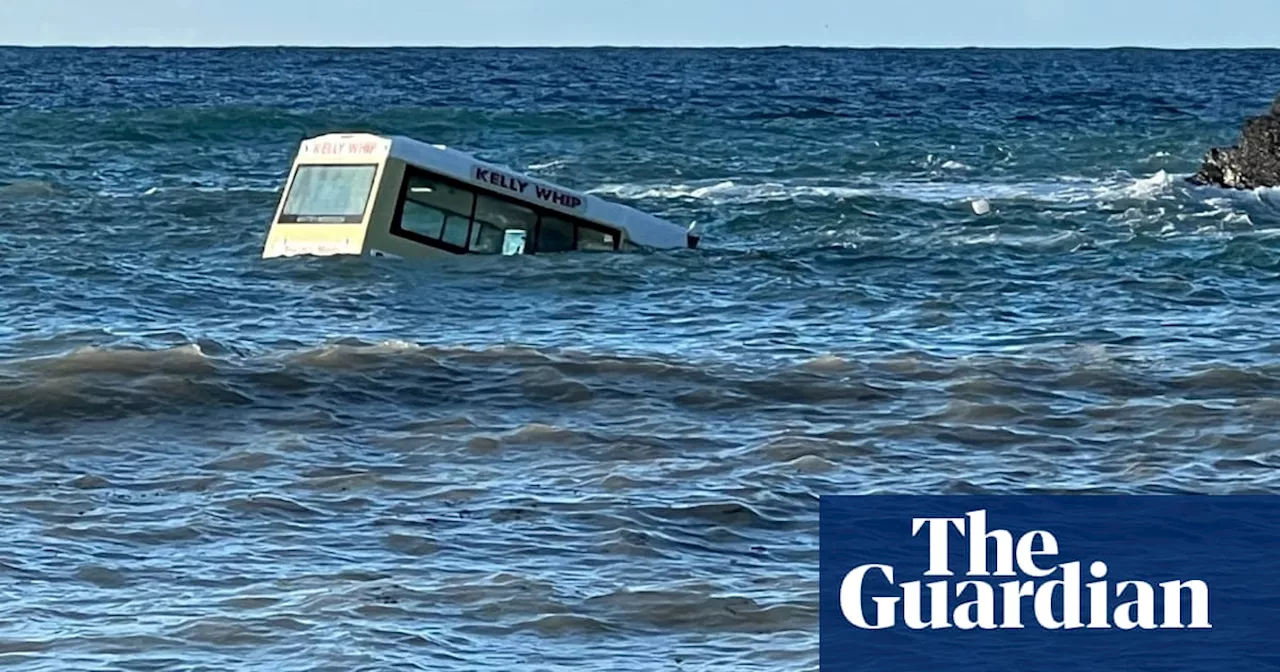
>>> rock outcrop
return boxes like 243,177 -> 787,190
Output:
1190,94 -> 1280,189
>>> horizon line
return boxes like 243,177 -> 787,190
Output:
3,43 -> 1280,50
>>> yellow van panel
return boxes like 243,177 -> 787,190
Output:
262,224 -> 366,258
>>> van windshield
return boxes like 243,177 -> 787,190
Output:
279,164 -> 378,224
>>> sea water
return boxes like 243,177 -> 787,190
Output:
2,47 -> 1280,671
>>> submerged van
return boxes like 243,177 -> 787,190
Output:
262,133 -> 699,259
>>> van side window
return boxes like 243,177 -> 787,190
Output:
395,173 -> 475,249
468,222 -> 506,254
577,227 -> 617,251
391,166 -> 624,256
472,194 -> 537,255
536,215 -> 575,253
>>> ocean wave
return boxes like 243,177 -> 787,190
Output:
738,108 -> 850,120
20,343 -> 218,376
6,106 -> 329,144
526,158 -> 570,171
1094,169 -> 1175,201
589,172 -> 1192,208
97,183 -> 282,199
0,179 -> 60,199
4,340 -> 1280,429
581,586 -> 815,633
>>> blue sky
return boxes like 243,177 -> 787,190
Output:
1,0 -> 1278,48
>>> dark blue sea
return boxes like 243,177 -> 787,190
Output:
2,47 -> 1280,671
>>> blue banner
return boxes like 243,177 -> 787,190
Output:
819,497 -> 1280,671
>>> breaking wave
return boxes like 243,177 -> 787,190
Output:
589,173 -> 1191,207
5,340 -> 1279,430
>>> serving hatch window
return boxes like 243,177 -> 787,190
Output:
279,164 -> 378,223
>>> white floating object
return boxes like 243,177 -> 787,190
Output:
970,198 -> 992,216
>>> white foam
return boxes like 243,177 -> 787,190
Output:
588,171 -> 1245,218
1223,212 -> 1254,226
1254,187 -> 1280,207
98,184 -> 282,198
527,159 -> 568,171
590,180 -> 870,204
1117,170 -> 1174,200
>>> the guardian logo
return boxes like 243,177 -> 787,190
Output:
841,510 -> 1212,631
